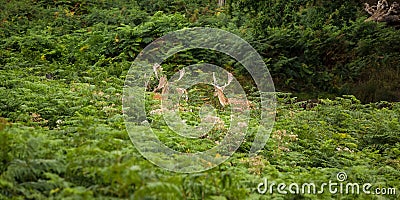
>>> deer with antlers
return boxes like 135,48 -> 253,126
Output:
151,64 -> 253,110
212,72 -> 253,110
151,63 -> 187,101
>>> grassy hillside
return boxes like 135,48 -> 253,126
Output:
0,0 -> 399,199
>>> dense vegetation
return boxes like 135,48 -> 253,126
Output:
0,0 -> 399,199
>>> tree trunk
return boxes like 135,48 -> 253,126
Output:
218,0 -> 225,7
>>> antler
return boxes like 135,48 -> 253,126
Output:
177,68 -> 185,81
364,3 -> 377,15
152,63 -> 168,94
364,0 -> 400,23
387,1 -> 399,15
221,72 -> 233,90
153,63 -> 162,80
175,68 -> 188,101
212,72 -> 233,107
213,72 -> 233,88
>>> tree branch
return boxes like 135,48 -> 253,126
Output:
364,0 -> 400,25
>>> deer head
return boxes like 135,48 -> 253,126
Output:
212,72 -> 233,107
212,72 -> 253,109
